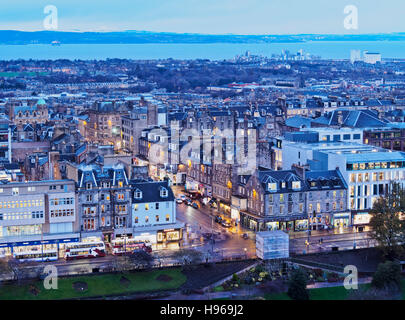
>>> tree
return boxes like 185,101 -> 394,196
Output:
128,250 -> 155,270
287,268 -> 309,300
371,261 -> 402,291
172,249 -> 203,265
369,182 -> 405,260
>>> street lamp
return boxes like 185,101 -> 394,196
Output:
353,225 -> 357,249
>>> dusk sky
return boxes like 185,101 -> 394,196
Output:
0,0 -> 403,34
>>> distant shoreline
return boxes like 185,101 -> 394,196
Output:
0,41 -> 403,60
0,30 -> 405,45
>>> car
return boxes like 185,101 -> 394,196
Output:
221,221 -> 231,228
191,202 -> 199,209
214,216 -> 223,223
242,233 -> 249,240
185,199 -> 192,206
176,198 -> 183,204
179,194 -> 186,201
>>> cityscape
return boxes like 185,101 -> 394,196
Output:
0,0 -> 405,309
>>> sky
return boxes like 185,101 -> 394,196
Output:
0,0 -> 403,34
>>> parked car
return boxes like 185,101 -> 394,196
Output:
176,198 -> 183,204
242,233 -> 249,240
214,216 -> 223,223
221,221 -> 231,228
191,202 -> 199,209
179,194 -> 186,201
185,199 -> 192,206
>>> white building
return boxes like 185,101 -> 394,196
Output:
0,180 -> 79,258
131,181 -> 183,246
363,51 -> 382,64
282,141 -> 405,226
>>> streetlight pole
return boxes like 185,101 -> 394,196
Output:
353,225 -> 357,249
211,215 -> 214,255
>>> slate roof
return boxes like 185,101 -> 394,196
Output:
130,180 -> 174,203
304,170 -> 347,190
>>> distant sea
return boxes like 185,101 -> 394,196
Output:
0,41 -> 404,60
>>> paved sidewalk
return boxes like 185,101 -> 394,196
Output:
307,277 -> 372,289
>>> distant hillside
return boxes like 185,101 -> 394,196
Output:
1,30 -> 405,45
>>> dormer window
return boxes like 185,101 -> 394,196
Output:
118,181 -> 123,188
135,189 -> 142,199
281,181 -> 286,189
160,187 -> 168,198
292,181 -> 301,190
86,183 -> 92,190
268,183 -> 277,192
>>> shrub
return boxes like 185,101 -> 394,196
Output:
313,268 -> 323,277
255,265 -> 265,274
327,272 -> 339,282
232,273 -> 239,282
287,268 -> 309,300
371,261 -> 402,290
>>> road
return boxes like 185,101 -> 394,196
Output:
176,201 -> 256,259
3,187 -> 378,279
290,231 -> 376,254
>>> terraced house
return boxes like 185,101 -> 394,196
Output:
240,167 -> 347,232
66,162 -> 183,247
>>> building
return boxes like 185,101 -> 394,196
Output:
363,51 -> 382,64
0,116 -> 11,164
66,162 -> 183,248
283,141 -> 405,226
8,99 -> 49,125
131,180 -> 183,246
0,180 -> 80,258
240,167 -> 347,232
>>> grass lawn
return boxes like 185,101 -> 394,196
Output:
0,268 -> 186,300
265,283 -> 374,300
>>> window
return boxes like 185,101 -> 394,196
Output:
155,215 -> 160,222
292,181 -> 301,190
145,216 -> 149,223
155,203 -> 159,210
268,183 -> 277,192
12,188 -> 19,196
134,216 -> 138,223
145,204 -> 149,211
160,187 -> 168,198
166,214 -> 170,222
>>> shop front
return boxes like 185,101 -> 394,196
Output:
241,211 -> 308,232
332,212 -> 351,229
185,177 -> 199,193
0,237 -> 80,259
218,201 -> 231,215
157,228 -> 183,243
353,212 -> 371,226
